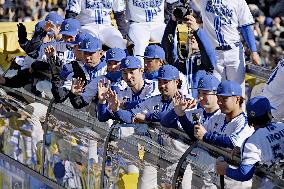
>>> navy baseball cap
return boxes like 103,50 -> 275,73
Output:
35,20 -> 45,32
198,75 -> 220,91
246,96 -> 274,118
144,45 -> 165,60
45,12 -> 63,25
59,18 -> 81,37
67,32 -> 93,46
217,80 -> 242,96
121,56 -> 143,69
158,65 -> 180,80
79,36 -> 102,53
106,48 -> 126,62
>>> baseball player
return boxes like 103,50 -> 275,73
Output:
216,96 -> 284,189
260,58 -> 284,121
105,64 -> 194,188
42,18 -> 81,65
191,80 -> 254,189
97,56 -> 160,122
160,74 -> 221,135
143,44 -> 191,98
51,32 -> 93,103
161,14 -> 216,98
68,48 -> 127,109
106,64 -> 193,123
17,12 -> 64,59
127,0 -> 178,59
65,0 -> 127,49
193,0 -> 260,96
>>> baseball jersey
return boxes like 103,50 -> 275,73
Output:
131,95 -> 173,120
127,0 -> 177,23
195,0 -> 254,48
261,59 -> 284,120
241,122 -> 284,188
117,79 -> 160,102
66,0 -> 125,25
204,112 -> 254,147
38,41 -> 75,65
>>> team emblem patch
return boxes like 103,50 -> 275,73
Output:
124,59 -> 130,66
65,24 -> 69,30
86,41 -> 91,49
198,79 -> 204,88
160,69 -> 165,77
250,111 -> 255,117
110,51 -> 115,58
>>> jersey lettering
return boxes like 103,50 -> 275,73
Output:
133,0 -> 162,8
86,0 -> 113,9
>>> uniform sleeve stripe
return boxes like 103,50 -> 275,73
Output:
235,112 -> 248,136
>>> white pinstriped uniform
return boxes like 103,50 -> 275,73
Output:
241,122 -> 284,189
127,0 -> 177,60
261,59 -> 284,120
117,79 -> 160,102
66,0 -> 126,49
38,41 -> 75,65
194,0 -> 255,96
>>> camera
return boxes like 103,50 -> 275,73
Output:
173,6 -> 193,22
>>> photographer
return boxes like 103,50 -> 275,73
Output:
161,8 -> 217,98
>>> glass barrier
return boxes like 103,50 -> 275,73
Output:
0,86 -> 283,189
100,123 -> 194,189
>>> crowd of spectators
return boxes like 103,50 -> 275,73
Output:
0,0 -> 66,22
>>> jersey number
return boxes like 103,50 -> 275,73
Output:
214,16 -> 226,46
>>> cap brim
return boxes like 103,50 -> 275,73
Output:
79,48 -> 101,53
66,41 -> 78,45
59,31 -> 77,36
217,93 -> 241,97
157,76 -> 179,80
107,58 -> 122,62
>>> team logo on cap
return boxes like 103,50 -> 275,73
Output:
160,69 -> 165,77
110,51 -> 115,58
198,79 -> 204,88
250,111 -> 255,117
86,41 -> 91,49
65,24 -> 69,30
124,59 -> 130,66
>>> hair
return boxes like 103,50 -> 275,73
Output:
247,111 -> 273,127
177,79 -> 182,89
239,96 -> 245,107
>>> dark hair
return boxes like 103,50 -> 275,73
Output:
247,111 -> 272,126
239,96 -> 245,106
177,79 -> 182,89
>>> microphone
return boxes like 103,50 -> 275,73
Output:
217,156 -> 225,189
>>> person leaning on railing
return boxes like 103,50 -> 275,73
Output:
216,96 -> 284,189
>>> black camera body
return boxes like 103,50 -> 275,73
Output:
173,6 -> 193,22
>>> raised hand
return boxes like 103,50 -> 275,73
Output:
17,23 -> 27,43
71,77 -> 85,95
173,92 -> 196,116
98,79 -> 110,104
44,45 -> 56,58
106,88 -> 120,112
